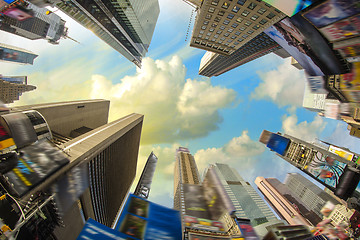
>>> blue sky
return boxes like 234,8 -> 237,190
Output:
1,0 -> 360,209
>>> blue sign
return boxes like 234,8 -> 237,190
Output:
115,194 -> 182,240
266,133 -> 290,156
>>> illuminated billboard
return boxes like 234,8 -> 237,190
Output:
266,133 -> 290,156
188,233 -> 231,240
262,0 -> 319,16
184,215 -> 225,233
305,151 -> 347,188
328,145 -> 354,162
115,194 -> 182,240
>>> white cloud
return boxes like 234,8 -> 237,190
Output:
251,58 -> 306,107
281,114 -> 326,142
194,130 -> 265,172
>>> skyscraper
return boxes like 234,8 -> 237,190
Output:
3,100 -> 143,239
255,176 -> 312,226
56,0 -> 160,67
199,33 -> 282,77
211,163 -> 284,237
0,2 -> 68,44
134,151 -> 158,199
189,0 -> 285,56
0,42 -> 38,64
259,130 -> 360,200
0,76 -> 36,104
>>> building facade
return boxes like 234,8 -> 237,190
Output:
134,151 -> 158,199
5,100 -> 143,239
198,32 -> 282,77
255,176 -> 312,226
56,0 -> 159,67
0,2 -> 67,44
0,42 -> 38,64
0,76 -> 36,104
211,163 -> 284,237
190,0 -> 285,56
259,130 -> 360,200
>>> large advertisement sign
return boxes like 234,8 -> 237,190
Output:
328,145 -> 354,162
266,133 -> 290,156
188,233 -> 231,240
184,215 -> 225,233
0,122 -> 15,153
262,0 -> 319,16
115,194 -> 182,240
203,168 -> 235,219
303,0 -> 360,28
183,184 -> 211,220
0,140 -> 69,197
305,151 -> 346,188
319,15 -> 360,42
236,220 -> 260,240
264,19 -> 324,77
77,218 -> 129,240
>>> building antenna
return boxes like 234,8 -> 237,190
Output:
65,35 -> 81,44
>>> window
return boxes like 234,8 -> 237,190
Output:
214,34 -> 219,38
220,37 -> 225,40
227,28 -> 233,32
234,41 -> 239,45
236,17 -> 243,23
223,19 -> 230,25
216,30 -> 222,34
200,30 -> 205,34
266,12 -> 276,19
243,34 -> 248,38
227,13 -> 234,19
221,2 -> 229,9
205,36 -> 209,40
206,14 -> 212,19
211,0 -> 219,5
257,8 -> 266,14
259,19 -> 268,25
264,3 -> 271,7
232,6 -> 240,13
220,25 -> 226,30
208,7 -> 215,13
242,10 -> 250,16
251,14 -> 259,20
252,24 -> 260,30
218,40 -> 223,43
211,23 -> 218,27
247,30 -> 254,34
209,28 -> 215,32
201,25 -> 207,30
198,34 -> 203,38
224,32 -> 230,37
275,8 -> 281,13
211,38 -> 216,41
203,20 -> 209,25
207,32 -> 211,36
225,43 -> 229,46
247,2 -> 257,10
218,10 -> 225,16
214,16 -> 221,22
244,21 -> 252,26
231,45 -> 235,48
227,39 -> 233,43
237,0 -> 246,6
231,35 -> 236,39
237,39 -> 243,42
239,26 -> 246,31
235,31 -> 241,35
231,23 -> 238,28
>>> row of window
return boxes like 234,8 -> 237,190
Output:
209,0 -> 280,14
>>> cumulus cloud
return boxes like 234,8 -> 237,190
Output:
91,56 -> 236,144
251,58 -> 306,107
194,130 -> 265,173
281,114 -> 326,142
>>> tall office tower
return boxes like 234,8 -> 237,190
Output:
0,42 -> 38,64
284,173 -> 340,218
211,163 -> 284,237
259,130 -> 360,200
56,0 -> 159,67
255,176 -> 311,226
0,76 -> 36,104
0,2 -> 68,44
199,33 -> 282,77
173,147 -> 200,211
4,100 -> 143,239
257,177 -> 322,226
134,151 -> 158,199
189,0 -> 285,56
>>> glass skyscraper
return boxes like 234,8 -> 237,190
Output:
56,0 -> 160,67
